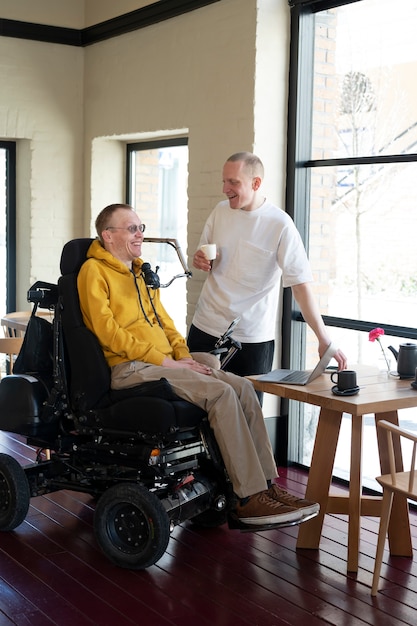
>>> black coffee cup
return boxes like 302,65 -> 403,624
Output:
331,369 -> 357,391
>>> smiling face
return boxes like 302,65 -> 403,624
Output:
222,159 -> 262,211
101,207 -> 144,265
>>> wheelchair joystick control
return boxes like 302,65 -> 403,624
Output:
141,262 -> 160,289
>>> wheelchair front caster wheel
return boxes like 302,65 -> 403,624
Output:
94,483 -> 170,569
0,453 -> 30,530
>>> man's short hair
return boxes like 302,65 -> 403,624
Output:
95,203 -> 135,243
226,152 -> 264,178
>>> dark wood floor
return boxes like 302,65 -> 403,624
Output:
0,430 -> 416,626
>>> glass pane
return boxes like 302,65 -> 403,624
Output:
298,396 -> 417,492
308,162 -> 417,327
130,145 -> 189,335
294,324 -> 417,490
292,0 -> 417,483
312,0 -> 417,159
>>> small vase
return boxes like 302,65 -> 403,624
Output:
378,355 -> 391,377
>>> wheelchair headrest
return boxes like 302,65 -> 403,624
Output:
60,238 -> 94,276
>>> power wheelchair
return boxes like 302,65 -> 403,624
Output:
0,238 -> 306,570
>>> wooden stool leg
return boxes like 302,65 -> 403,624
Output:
297,408 -> 342,550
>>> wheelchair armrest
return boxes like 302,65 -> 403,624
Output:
27,281 -> 58,309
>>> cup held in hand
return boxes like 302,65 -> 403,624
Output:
200,243 -> 217,260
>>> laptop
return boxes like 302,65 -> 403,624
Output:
257,343 -> 337,385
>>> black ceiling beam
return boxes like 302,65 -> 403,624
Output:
0,0 -> 221,47
83,0 -> 221,45
0,18 -> 81,46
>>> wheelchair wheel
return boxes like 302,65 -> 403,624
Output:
0,453 -> 30,530
94,483 -> 170,569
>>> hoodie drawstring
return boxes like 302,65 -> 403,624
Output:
131,269 -> 163,328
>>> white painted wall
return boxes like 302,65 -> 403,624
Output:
254,0 -> 289,205
0,37 -> 84,304
0,0 -> 85,28
83,0 -> 289,327
0,1 -> 289,418
0,0 -> 151,28
85,0 -> 159,27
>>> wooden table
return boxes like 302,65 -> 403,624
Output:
249,366 -> 415,572
1,311 -> 53,336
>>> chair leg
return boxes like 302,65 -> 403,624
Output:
371,489 -> 394,595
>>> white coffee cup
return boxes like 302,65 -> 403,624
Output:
200,243 -> 217,260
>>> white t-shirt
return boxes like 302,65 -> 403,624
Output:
191,200 -> 313,343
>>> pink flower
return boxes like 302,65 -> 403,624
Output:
369,327 -> 390,371
369,327 -> 385,342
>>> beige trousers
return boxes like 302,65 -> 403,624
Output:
111,360 -> 278,498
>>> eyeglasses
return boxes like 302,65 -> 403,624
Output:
105,224 -> 146,234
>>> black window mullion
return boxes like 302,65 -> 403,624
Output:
288,0 -> 362,11
0,141 -> 16,313
284,5 -> 315,371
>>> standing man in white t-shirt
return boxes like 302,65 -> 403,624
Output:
188,152 -> 347,379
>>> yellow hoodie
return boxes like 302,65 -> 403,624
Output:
77,240 -> 191,368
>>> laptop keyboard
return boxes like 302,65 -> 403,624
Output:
281,371 -> 309,384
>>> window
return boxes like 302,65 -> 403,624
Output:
287,0 -> 417,486
0,142 -> 16,316
126,139 -> 189,335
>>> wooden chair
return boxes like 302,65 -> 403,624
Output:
1,311 -> 31,337
371,420 -> 417,595
0,337 -> 24,378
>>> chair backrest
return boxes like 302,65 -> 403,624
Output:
60,238 -> 94,276
58,238 -> 113,411
377,420 -> 417,498
372,419 -> 417,595
0,337 -> 24,378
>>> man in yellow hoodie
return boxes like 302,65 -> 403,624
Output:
77,203 -> 319,528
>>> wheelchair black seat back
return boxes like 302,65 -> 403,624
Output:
0,238 -> 231,570
58,238 -> 206,435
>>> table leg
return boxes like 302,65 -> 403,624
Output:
297,407 -> 343,550
375,410 -> 412,557
347,414 -> 363,572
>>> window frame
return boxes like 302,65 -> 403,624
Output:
125,137 -> 190,334
285,0 -> 417,374
285,0 -> 417,465
0,141 -> 16,313
125,137 -> 188,205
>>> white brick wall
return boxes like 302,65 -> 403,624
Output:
0,0 -> 289,347
0,37 -> 84,305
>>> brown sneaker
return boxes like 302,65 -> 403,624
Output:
234,490 -> 304,526
268,484 -> 319,517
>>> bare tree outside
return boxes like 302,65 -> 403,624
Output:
298,0 -> 417,477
